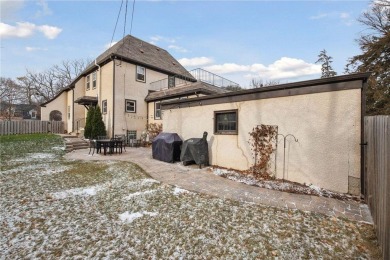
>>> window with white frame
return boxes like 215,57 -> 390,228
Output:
102,100 -> 107,114
86,75 -> 90,90
214,109 -> 238,135
92,72 -> 97,89
155,102 -> 161,119
125,99 -> 136,113
136,66 -> 146,82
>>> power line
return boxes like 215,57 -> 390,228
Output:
110,0 -> 124,47
123,0 -> 129,39
129,0 -> 136,35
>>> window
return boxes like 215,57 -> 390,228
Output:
92,72 -> 97,89
127,130 -> 137,140
102,100 -> 107,114
67,106 -> 71,119
125,99 -> 136,113
168,76 -> 175,88
136,66 -> 146,82
155,102 -> 161,119
86,75 -> 90,90
31,110 -> 36,119
214,110 -> 238,134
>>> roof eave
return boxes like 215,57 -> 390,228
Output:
161,72 -> 371,107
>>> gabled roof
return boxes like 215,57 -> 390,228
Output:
82,35 -> 195,81
41,35 -> 196,107
145,81 -> 230,102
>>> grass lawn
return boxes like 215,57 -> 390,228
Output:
0,134 -> 382,259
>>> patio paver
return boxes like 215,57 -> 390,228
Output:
64,147 -> 373,224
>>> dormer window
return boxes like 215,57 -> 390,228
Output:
86,75 -> 90,90
92,72 -> 97,89
136,66 -> 145,82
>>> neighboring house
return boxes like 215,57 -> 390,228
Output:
40,35 -> 236,138
162,73 -> 370,195
15,104 -> 40,120
0,102 -> 40,120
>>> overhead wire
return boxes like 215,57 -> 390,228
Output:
110,0 -> 124,48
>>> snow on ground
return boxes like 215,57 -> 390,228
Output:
51,184 -> 105,199
0,136 -> 381,259
124,189 -> 159,200
213,167 -> 359,201
119,211 -> 159,223
173,187 -> 191,196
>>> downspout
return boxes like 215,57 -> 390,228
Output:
360,80 -> 368,197
112,56 -> 115,138
72,88 -> 75,133
95,59 -> 101,103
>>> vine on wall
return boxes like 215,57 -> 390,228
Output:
249,124 -> 278,178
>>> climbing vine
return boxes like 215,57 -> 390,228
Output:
249,124 -> 278,178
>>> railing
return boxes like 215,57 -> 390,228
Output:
0,120 -> 64,135
74,118 -> 86,134
149,68 -> 240,91
364,115 -> 389,260
149,77 -> 192,91
190,68 -> 240,88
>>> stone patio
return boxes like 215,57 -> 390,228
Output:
64,147 -> 373,223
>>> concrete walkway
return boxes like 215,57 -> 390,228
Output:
64,147 -> 373,224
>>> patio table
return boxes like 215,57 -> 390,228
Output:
96,139 -> 124,155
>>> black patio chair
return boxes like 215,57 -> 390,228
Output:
114,135 -> 126,152
88,139 -> 96,155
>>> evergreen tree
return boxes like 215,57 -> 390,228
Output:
84,106 -> 95,139
346,0 -> 390,115
91,105 -> 106,139
315,49 -> 337,78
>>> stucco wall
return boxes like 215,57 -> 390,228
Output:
100,61 -> 114,137
73,78 -> 86,133
40,90 -> 68,130
113,60 -> 167,138
163,88 -> 362,194
148,102 -> 163,125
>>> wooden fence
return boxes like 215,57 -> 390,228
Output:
364,116 -> 389,260
0,121 -> 64,135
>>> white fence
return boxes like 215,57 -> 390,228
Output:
0,121 -> 64,135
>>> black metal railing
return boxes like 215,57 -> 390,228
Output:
189,68 -> 240,88
149,68 -> 240,91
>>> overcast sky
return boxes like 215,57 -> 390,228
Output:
1,0 -> 370,87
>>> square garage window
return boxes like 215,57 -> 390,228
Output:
214,109 -> 238,134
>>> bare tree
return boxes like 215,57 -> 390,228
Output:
250,78 -> 280,88
346,0 -> 390,115
24,58 -> 91,103
0,78 -> 24,120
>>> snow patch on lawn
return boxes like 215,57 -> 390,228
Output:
124,189 -> 158,199
213,168 -> 360,201
119,211 -> 158,223
52,184 -> 104,199
173,187 -> 190,196
52,146 -> 65,151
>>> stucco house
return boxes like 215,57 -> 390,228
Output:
40,35 -> 235,138
162,73 -> 370,195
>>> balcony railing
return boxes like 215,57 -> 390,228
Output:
189,68 -> 240,88
149,68 -> 240,91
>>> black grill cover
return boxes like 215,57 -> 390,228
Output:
180,132 -> 209,167
152,132 -> 182,163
